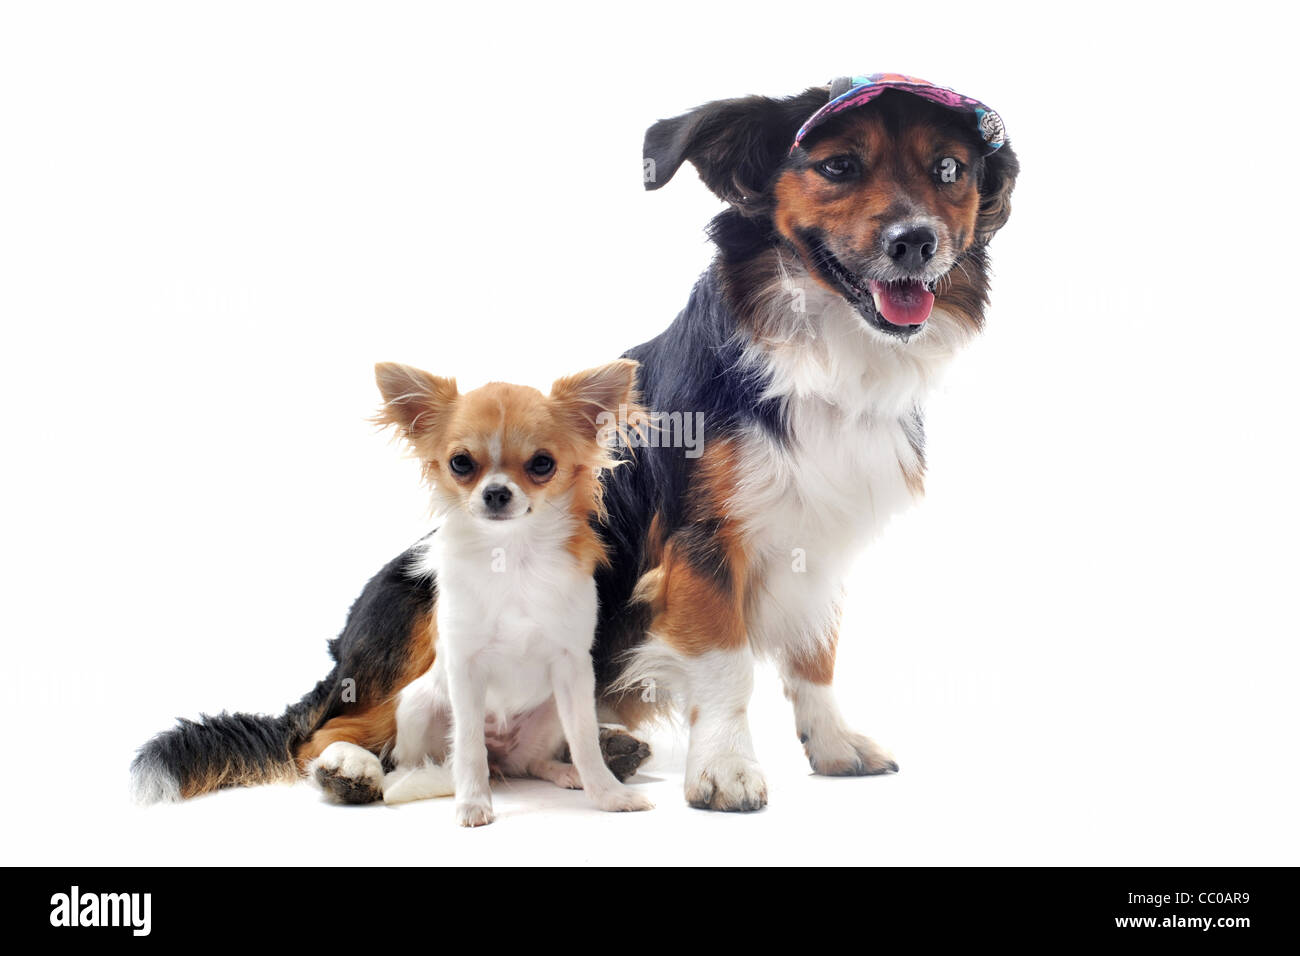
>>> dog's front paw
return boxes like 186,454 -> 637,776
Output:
804,730 -> 899,776
685,755 -> 767,812
455,799 -> 495,828
589,784 -> 654,813
311,741 -> 385,804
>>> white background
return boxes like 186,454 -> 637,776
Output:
2,1 -> 1297,866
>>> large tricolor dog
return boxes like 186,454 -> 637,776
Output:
132,74 -> 1017,812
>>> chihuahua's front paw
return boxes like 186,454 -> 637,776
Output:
455,799 -> 494,828
589,785 -> 654,813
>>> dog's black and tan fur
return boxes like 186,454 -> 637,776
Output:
133,82 -> 1016,810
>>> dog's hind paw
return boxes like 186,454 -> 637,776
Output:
558,725 -> 651,782
600,725 -> 652,781
310,741 -> 385,805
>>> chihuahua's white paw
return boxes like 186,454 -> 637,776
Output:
455,799 -> 494,828
804,730 -> 899,777
383,761 -> 455,804
529,759 -> 584,790
589,784 -> 654,813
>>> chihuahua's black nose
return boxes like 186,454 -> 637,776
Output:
883,224 -> 938,271
482,484 -> 512,511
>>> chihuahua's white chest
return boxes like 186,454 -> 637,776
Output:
423,519 -> 598,716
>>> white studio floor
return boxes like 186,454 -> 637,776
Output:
20,655 -> 1295,868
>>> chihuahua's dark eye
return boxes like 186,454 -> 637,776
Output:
934,157 -> 964,183
816,155 -> 860,180
448,453 -> 475,476
526,453 -> 555,478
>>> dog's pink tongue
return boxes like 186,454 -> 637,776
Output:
868,279 -> 934,326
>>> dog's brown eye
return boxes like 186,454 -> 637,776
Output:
449,453 -> 475,476
526,454 -> 555,478
816,156 -> 859,180
934,157 -> 964,183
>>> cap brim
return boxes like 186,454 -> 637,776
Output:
792,74 -> 1006,155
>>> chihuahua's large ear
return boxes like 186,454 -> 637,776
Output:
550,359 -> 639,439
975,141 -> 1019,246
374,362 -> 458,444
642,87 -> 826,207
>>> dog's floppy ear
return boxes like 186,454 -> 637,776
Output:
976,142 -> 1019,245
373,362 -> 458,445
550,359 -> 639,439
643,88 -> 826,207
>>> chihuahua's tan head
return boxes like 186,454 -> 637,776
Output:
374,359 -> 640,531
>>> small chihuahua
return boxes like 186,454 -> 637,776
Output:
372,358 -> 653,826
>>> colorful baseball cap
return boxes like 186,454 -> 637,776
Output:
791,73 -> 1006,155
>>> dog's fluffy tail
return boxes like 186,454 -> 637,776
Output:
130,668 -> 339,805
606,637 -> 687,723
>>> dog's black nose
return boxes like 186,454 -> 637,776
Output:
482,484 -> 512,510
883,224 -> 938,271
